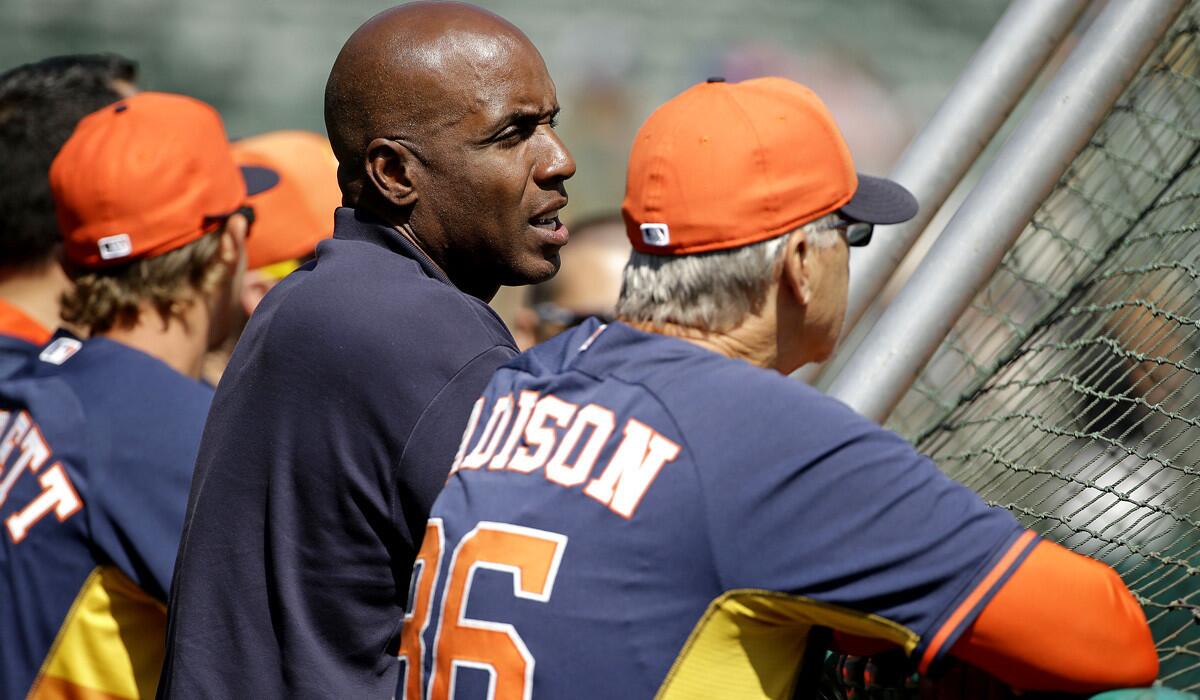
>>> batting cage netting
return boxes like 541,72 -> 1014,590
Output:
880,5 -> 1200,691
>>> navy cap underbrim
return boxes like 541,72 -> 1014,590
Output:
240,165 -> 280,196
839,173 -> 918,225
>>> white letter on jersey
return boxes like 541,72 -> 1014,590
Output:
584,419 -> 681,519
6,463 -> 83,543
0,423 -> 50,508
489,391 -> 539,470
461,395 -> 514,470
0,410 -> 32,472
545,404 -> 616,488
508,396 -> 577,474
449,398 -> 486,476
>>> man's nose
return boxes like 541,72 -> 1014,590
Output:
534,128 -> 576,186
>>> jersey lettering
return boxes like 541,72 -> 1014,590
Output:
399,519 -> 443,700
455,394 -> 679,519
450,398 -> 486,476
583,418 -> 682,519
6,463 -> 82,543
507,396 -> 576,474
461,394 -> 513,471
0,410 -> 31,470
400,523 -> 567,700
489,391 -> 538,471
0,424 -> 50,507
545,404 -> 615,488
0,411 -> 83,540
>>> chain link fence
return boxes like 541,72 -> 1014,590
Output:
887,4 -> 1200,690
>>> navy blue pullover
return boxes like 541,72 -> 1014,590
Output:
159,208 -> 517,699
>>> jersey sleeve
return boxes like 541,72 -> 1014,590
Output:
949,539 -> 1157,692
695,386 -> 1034,668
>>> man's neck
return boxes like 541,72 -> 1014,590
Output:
357,201 -> 504,302
624,317 -> 778,370
102,300 -> 211,379
390,221 -> 500,302
0,259 -> 72,333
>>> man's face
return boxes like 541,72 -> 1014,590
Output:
410,35 -> 576,293
803,230 -> 851,362
777,226 -> 851,372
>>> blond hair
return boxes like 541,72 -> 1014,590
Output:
61,229 -> 226,333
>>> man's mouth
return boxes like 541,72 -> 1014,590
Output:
529,209 -> 569,246
530,210 -> 562,230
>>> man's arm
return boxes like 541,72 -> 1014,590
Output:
833,541 -> 1159,694
948,540 -> 1158,694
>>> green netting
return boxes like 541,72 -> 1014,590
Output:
887,6 -> 1200,692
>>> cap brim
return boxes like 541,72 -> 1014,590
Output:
240,165 -> 280,196
839,174 -> 918,225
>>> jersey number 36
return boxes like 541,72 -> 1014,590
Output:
398,519 -> 567,700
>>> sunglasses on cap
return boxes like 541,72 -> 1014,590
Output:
841,217 -> 874,247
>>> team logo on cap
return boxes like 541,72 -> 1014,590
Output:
97,233 -> 133,260
641,223 -> 670,247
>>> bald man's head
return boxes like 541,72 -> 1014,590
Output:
326,2 -> 533,201
323,1 -> 576,301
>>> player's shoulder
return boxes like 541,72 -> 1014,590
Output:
576,324 -> 890,453
0,334 -> 39,381
34,334 -> 213,426
253,241 -> 513,369
14,334 -> 212,485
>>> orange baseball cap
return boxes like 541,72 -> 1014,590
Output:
49,91 -> 278,269
622,77 -> 917,255
233,130 -> 341,270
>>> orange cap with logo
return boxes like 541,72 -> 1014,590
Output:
622,77 -> 917,255
50,91 -> 277,269
233,130 -> 341,270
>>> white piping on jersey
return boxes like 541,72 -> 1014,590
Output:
578,324 -> 608,353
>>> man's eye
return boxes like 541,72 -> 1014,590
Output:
495,117 -> 557,145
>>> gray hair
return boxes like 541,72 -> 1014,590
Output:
616,214 -> 842,332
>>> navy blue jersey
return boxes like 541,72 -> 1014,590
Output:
0,334 -> 36,381
407,319 -> 1036,699
160,209 -> 518,699
0,332 -> 211,699
0,299 -> 48,380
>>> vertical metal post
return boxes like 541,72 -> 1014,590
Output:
827,0 -> 1187,423
798,0 -> 1089,386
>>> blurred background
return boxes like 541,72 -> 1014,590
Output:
0,0 -> 1007,223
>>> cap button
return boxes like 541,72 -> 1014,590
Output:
706,76 -> 726,83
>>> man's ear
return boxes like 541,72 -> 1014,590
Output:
365,138 -> 419,208
780,229 -> 812,307
219,213 -> 250,267
240,269 -> 274,316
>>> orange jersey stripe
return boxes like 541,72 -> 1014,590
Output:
918,530 -> 1036,672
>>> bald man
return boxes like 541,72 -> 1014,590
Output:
158,3 -> 575,697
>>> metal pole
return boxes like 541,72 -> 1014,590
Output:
827,0 -> 1187,423
797,0 -> 1089,387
